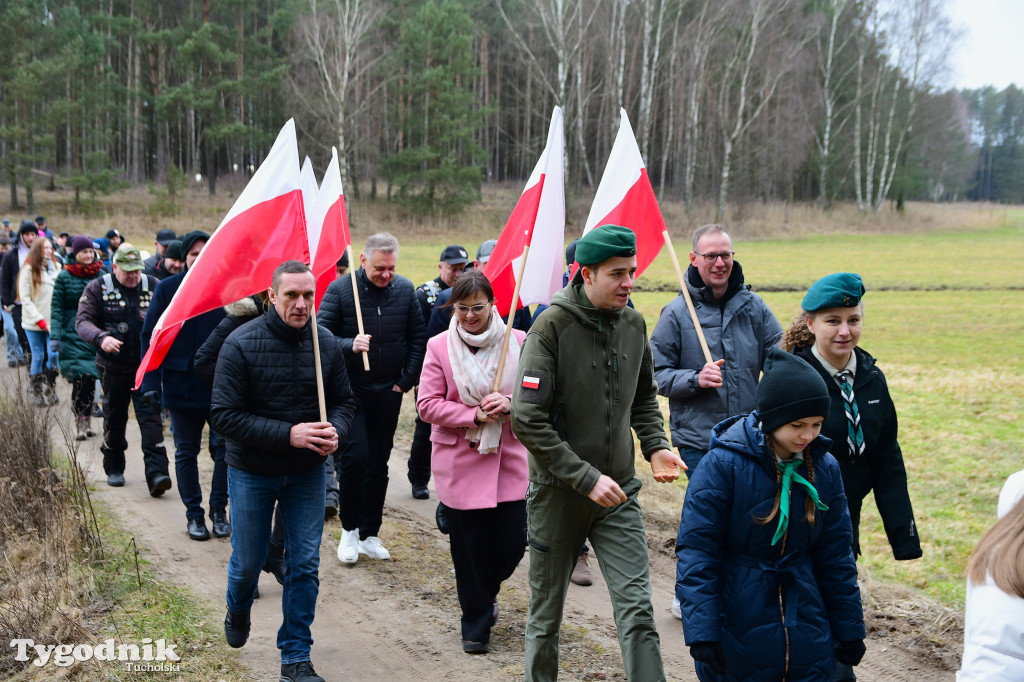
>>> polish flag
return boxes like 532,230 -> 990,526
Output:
483,107 -> 565,318
134,119 -> 309,388
300,156 -> 319,237
309,148 -> 351,309
571,108 -> 666,279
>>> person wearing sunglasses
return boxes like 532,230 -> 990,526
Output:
416,268 -> 528,655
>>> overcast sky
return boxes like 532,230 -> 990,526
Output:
946,0 -> 1024,90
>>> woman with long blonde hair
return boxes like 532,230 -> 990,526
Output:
18,237 -> 61,405
957,471 -> 1024,681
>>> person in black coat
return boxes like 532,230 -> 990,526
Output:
782,272 -> 921,682
211,260 -> 355,682
140,230 -> 228,541
0,221 -> 40,360
317,232 -> 426,564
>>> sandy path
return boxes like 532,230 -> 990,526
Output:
26,371 -> 952,682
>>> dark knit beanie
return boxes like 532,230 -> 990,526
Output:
179,230 -> 210,258
163,240 -> 184,261
69,235 -> 95,258
18,219 -> 38,236
756,348 -> 831,433
574,224 -> 636,265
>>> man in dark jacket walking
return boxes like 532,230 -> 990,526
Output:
140,230 -> 228,541
318,232 -> 426,564
511,225 -> 685,682
76,244 -> 171,492
212,260 -> 355,682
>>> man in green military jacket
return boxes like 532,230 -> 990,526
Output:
512,224 -> 685,682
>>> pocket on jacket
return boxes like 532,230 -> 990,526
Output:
429,425 -> 459,445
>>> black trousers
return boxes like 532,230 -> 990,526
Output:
447,500 -> 527,644
70,375 -> 96,418
11,304 -> 30,356
99,366 -> 168,485
407,412 -> 432,487
338,387 -> 403,538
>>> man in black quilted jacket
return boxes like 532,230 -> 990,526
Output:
211,260 -> 355,682
318,232 -> 427,565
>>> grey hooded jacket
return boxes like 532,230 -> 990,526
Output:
650,262 -> 781,453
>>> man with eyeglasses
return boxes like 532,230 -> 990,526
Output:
650,222 -> 781,480
318,232 -> 427,565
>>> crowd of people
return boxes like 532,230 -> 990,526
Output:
0,215 -> 1012,682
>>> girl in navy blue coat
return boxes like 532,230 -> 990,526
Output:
676,348 -> 865,681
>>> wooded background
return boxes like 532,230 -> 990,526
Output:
1,0 -> 1020,216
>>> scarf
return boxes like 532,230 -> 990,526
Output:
770,458 -> 829,546
65,261 -> 103,278
446,308 -> 520,454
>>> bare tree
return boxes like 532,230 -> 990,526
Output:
813,0 -> 853,208
290,0 -> 384,188
712,0 -> 812,221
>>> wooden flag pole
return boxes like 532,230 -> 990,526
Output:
347,244 -> 370,371
310,307 -> 328,422
662,230 -> 713,364
492,244 -> 530,393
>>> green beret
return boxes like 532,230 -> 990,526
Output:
575,224 -> 637,265
802,272 -> 865,312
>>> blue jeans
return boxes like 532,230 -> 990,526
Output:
169,408 -> 227,521
25,329 -> 57,375
2,309 -> 25,363
679,448 -> 708,480
226,463 -> 326,664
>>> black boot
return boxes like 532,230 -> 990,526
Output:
44,369 -> 59,405
30,374 -> 46,407
262,540 -> 286,585
280,661 -> 324,682
223,608 -> 250,648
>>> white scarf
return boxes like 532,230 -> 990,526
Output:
446,308 -> 520,454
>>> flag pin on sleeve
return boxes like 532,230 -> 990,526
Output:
522,374 -> 541,390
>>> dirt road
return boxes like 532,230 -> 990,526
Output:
46,377 -> 954,681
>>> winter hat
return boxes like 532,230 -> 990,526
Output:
565,239 -> 579,267
997,470 -> 1024,519
69,236 -> 95,258
476,239 -> 497,264
18,219 -> 38,236
92,237 -> 110,256
802,272 -> 865,313
574,224 -> 636,266
756,348 -> 831,433
179,230 -> 210,258
337,251 -> 349,268
163,240 -> 184,261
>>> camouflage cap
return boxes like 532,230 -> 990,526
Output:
112,243 -> 145,271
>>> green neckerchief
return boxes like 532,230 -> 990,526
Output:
771,458 -> 829,546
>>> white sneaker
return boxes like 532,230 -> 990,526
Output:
337,528 -> 360,565
358,536 -> 391,560
671,595 -> 682,620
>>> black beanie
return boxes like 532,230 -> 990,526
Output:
756,348 -> 831,433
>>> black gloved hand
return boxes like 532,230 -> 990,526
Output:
689,641 -> 726,674
142,390 -> 162,411
834,639 -> 866,666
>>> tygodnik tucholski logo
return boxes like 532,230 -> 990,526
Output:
10,637 -> 181,672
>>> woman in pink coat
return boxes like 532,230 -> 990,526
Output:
417,269 -> 528,655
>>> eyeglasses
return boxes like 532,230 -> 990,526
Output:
694,251 -> 734,264
454,303 -> 491,315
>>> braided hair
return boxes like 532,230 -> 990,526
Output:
754,436 -> 820,528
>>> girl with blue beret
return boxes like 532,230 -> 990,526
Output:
676,348 -> 865,681
782,272 -> 921,681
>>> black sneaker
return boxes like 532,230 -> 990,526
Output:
187,518 -> 211,541
149,475 -> 172,498
280,660 -> 324,682
224,608 -> 250,648
211,510 -> 231,538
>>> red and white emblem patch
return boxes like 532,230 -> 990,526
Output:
522,375 -> 541,390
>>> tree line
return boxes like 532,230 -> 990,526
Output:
0,0 -> 1014,216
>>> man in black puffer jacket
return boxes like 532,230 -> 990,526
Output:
211,260 -> 355,682
317,232 -> 426,564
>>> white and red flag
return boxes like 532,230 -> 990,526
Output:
134,118 -> 309,388
309,148 -> 351,309
483,106 -> 565,318
573,108 -> 666,277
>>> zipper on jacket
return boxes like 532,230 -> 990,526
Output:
611,347 -> 620,402
778,524 -> 790,680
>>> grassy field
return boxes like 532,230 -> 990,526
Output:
15,186 -> 1024,610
